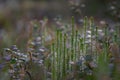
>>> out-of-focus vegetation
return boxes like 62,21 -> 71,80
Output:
0,0 -> 120,80
0,17 -> 120,80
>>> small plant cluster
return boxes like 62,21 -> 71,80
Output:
2,45 -> 30,80
0,17 -> 120,80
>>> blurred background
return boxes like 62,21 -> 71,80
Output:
0,0 -> 120,49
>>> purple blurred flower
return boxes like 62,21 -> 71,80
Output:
4,55 -> 11,61
0,63 -> 5,69
10,45 -> 18,51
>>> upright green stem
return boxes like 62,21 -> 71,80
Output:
59,32 -> 63,79
75,30 -> 78,60
83,16 -> 88,55
62,33 -> 67,79
103,26 -> 109,61
90,17 -> 94,55
51,43 -> 56,80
